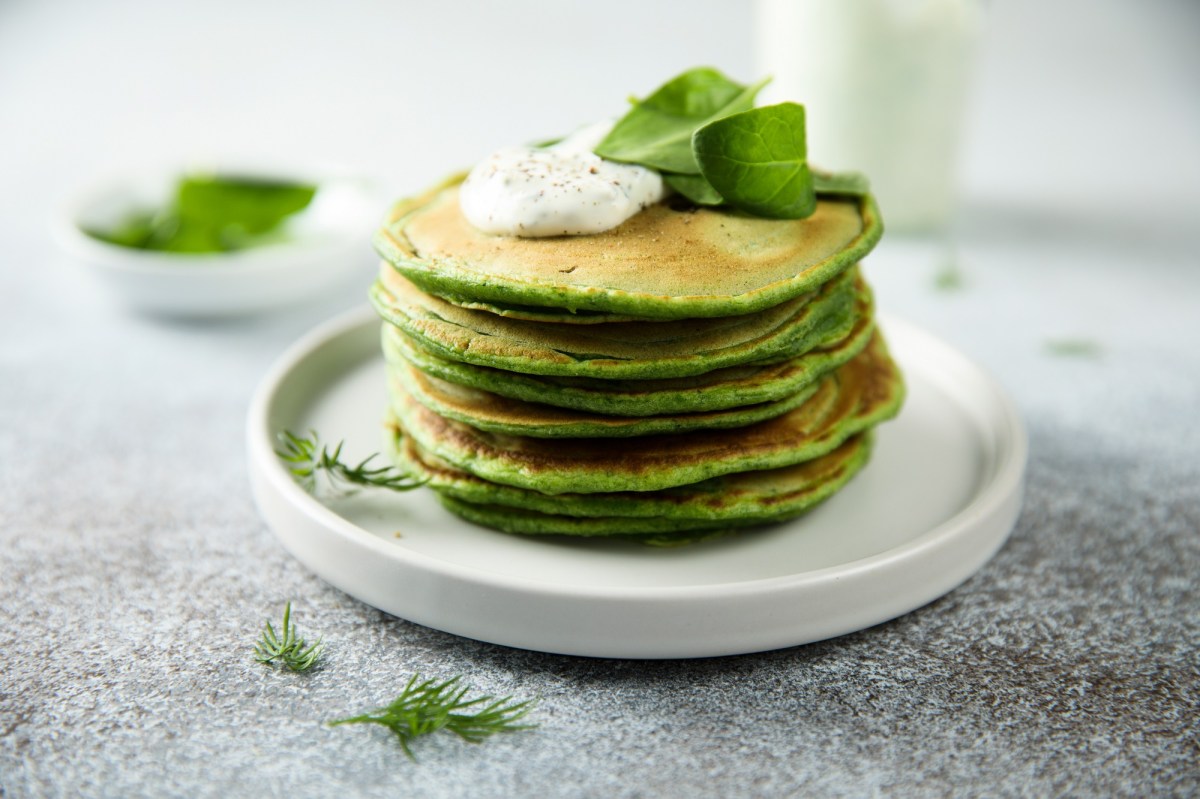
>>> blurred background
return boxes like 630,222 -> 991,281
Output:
2,0 -> 1196,249
2,0 -> 1197,447
2,3 -> 1198,795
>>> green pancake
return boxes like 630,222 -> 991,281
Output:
382,282 -> 876,416
389,421 -> 872,525
387,363 -> 825,438
374,176 -> 882,320
371,264 -> 861,380
434,494 -> 748,537
390,332 -> 904,495
436,497 -> 782,538
435,293 -> 652,325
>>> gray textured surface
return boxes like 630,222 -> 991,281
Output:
3,1 -> 1199,797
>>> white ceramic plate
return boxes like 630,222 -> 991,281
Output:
247,308 -> 1026,659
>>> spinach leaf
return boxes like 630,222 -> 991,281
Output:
176,175 -> 316,237
813,168 -> 870,197
85,210 -> 162,249
663,173 -> 723,206
86,174 -> 317,253
595,67 -> 769,175
692,102 -> 816,219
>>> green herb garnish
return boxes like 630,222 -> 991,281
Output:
813,169 -> 871,196
596,67 -> 867,220
692,102 -> 816,219
663,172 -> 724,205
276,430 -> 425,495
1044,338 -> 1103,358
595,67 -> 768,175
329,674 -> 537,760
86,174 -> 316,253
933,257 -> 966,292
254,602 -> 323,672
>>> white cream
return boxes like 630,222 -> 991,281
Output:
459,121 -> 666,237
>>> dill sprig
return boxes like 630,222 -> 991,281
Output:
329,674 -> 537,759
254,602 -> 323,672
276,429 -> 425,495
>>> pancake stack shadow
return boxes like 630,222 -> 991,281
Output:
370,178 -> 905,544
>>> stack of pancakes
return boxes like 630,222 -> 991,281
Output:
370,177 -> 904,542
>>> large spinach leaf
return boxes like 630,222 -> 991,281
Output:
692,103 -> 816,219
595,67 -> 768,175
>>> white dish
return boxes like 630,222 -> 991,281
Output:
54,162 -> 379,317
247,308 -> 1026,659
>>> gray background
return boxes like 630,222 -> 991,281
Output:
1,1 -> 1197,796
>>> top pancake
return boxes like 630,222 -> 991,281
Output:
374,176 -> 883,320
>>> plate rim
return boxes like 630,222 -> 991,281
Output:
247,306 -> 1027,655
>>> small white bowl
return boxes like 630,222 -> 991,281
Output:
54,163 -> 380,317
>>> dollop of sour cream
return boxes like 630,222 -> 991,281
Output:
459,121 -> 667,237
